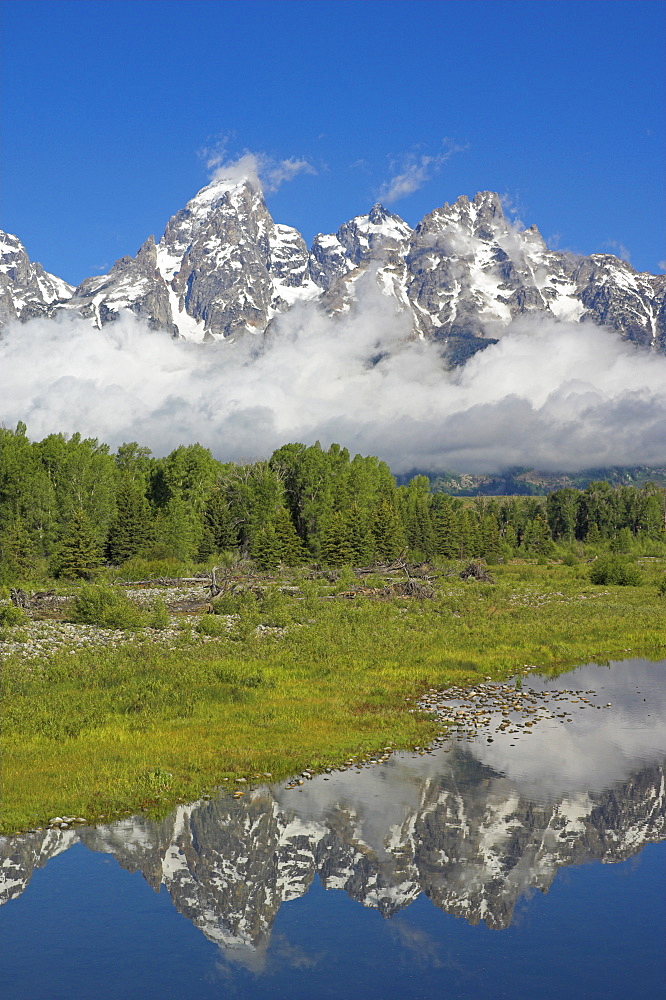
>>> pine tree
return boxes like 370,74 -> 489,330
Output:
372,498 -> 406,563
344,503 -> 376,565
0,517 -> 38,580
522,515 -> 553,555
152,497 -> 200,561
252,525 -> 281,571
480,514 -> 501,562
201,487 -> 238,553
273,507 -> 307,566
106,479 -> 153,564
56,509 -> 103,579
432,497 -> 460,559
321,512 -> 354,567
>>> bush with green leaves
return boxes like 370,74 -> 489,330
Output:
0,603 -> 29,627
211,588 -> 258,616
589,555 -> 643,587
257,588 -> 293,627
71,585 -> 147,629
147,599 -> 170,630
195,614 -> 230,637
657,575 -> 666,598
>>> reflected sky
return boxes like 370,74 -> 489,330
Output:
1,659 -> 665,999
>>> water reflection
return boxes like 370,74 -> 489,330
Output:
1,659 -> 665,961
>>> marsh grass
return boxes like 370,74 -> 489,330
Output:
2,555 -> 665,833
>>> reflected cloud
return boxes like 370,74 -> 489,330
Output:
1,660 -> 664,960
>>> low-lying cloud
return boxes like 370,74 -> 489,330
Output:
2,297 -> 666,473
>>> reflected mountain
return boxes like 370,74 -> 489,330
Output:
2,660 -> 665,957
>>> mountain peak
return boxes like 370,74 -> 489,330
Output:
368,203 -> 389,224
2,185 -> 663,361
472,190 -> 503,214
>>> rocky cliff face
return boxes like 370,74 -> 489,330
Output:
2,183 -> 664,365
2,752 -> 663,952
0,232 -> 73,327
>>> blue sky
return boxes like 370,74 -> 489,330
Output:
2,0 -> 664,286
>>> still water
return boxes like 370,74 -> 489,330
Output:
2,659 -> 665,999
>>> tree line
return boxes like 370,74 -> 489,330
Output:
1,423 -> 664,580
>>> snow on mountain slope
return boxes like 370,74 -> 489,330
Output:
2,183 -> 665,366
0,231 -> 73,326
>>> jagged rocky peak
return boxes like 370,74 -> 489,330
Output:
336,203 -> 413,264
309,202 -> 412,290
2,182 -> 665,359
414,191 -> 513,248
0,230 -> 73,325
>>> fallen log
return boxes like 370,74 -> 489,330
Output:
114,577 -> 210,587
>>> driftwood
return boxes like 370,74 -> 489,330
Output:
10,588 -> 63,611
460,561 -> 495,583
320,580 -> 434,600
114,576 -> 210,587
355,558 -> 434,581
10,588 -> 32,609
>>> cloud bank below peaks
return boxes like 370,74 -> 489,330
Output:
2,295 -> 666,473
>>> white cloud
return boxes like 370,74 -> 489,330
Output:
2,295 -> 666,475
603,239 -> 632,263
377,139 -> 467,204
207,151 -> 316,196
499,192 -> 525,230
467,659 -> 666,801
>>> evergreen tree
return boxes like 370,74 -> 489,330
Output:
273,507 -> 307,566
400,476 -> 436,558
106,479 -> 154,564
480,513 -> 501,562
372,498 -> 406,562
321,512 -> 355,567
502,523 -> 518,552
458,509 -> 480,559
546,488 -> 579,541
201,486 -> 238,554
56,509 -> 103,579
0,516 -> 38,580
152,496 -> 200,561
521,514 -> 553,555
432,496 -> 461,559
252,524 -> 281,571
344,503 -> 376,565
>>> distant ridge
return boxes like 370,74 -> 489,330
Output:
395,466 -> 666,496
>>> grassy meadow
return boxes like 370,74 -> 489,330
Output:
2,552 -> 666,835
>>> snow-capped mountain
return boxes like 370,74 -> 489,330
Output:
2,178 -> 665,364
0,232 -> 73,327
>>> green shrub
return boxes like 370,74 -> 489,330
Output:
0,603 -> 29,627
211,589 -> 258,615
195,615 -> 229,637
562,551 -> 578,567
257,588 -> 293,627
147,599 -> 170,630
589,555 -> 643,587
71,585 -> 147,629
657,575 -> 666,598
227,611 -> 260,641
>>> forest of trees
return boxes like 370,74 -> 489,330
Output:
1,422 -> 665,581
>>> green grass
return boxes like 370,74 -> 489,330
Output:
2,556 -> 665,834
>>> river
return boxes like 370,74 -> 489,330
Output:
1,658 -> 665,999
